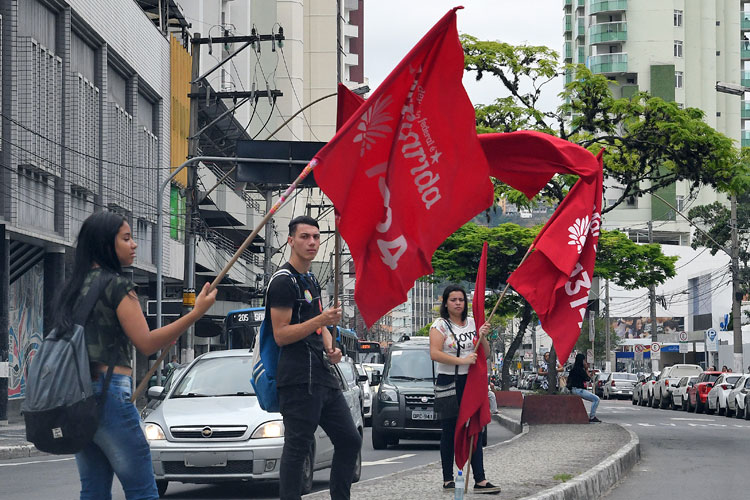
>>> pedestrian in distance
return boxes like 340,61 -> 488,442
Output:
537,351 -> 563,391
722,365 -> 729,372
567,353 -> 602,423
51,211 -> 217,499
268,215 -> 361,500
429,284 -> 501,494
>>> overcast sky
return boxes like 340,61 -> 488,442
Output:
364,0 -> 563,112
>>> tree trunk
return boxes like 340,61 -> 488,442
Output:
501,302 -> 533,390
547,345 -> 558,393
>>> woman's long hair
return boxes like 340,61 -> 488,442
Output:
51,211 -> 126,330
573,352 -> 585,371
439,284 -> 468,322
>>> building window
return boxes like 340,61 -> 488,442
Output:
676,195 -> 685,212
674,10 -> 683,27
674,40 -> 683,58
675,71 -> 683,88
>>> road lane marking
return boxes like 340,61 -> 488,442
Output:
362,453 -> 417,466
637,423 -> 656,427
0,457 -> 75,467
671,417 -> 715,422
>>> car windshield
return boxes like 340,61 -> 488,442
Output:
613,373 -> 637,381
386,349 -> 437,381
171,356 -> 255,397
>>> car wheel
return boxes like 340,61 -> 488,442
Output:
351,444 -> 362,483
706,400 -> 715,415
301,445 -> 315,495
372,428 -> 388,450
660,394 -> 669,409
718,403 -> 726,416
745,398 -> 750,420
156,480 -> 168,498
735,403 -> 744,419
682,397 -> 689,411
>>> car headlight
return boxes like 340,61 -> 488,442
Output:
251,421 -> 284,438
379,388 -> 398,403
144,423 -> 165,441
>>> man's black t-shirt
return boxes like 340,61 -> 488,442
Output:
266,262 -> 339,389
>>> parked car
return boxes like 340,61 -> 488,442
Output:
354,362 -> 373,424
338,356 -> 368,420
637,371 -> 661,407
652,364 -> 702,409
370,336 -> 441,449
706,373 -> 742,415
141,364 -> 187,420
362,362 -> 384,396
725,374 -> 750,418
670,375 -> 698,411
141,349 -> 364,497
687,371 -> 722,413
602,372 -> 637,400
593,372 -> 610,398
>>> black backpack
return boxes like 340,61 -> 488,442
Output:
22,273 -> 115,454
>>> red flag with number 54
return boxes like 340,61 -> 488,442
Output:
313,8 -> 493,326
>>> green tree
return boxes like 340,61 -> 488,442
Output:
574,316 -> 620,367
431,224 -> 677,390
460,35 -> 750,211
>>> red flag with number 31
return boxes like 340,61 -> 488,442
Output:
314,8 -> 493,326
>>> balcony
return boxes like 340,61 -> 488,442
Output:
577,0 -> 585,8
743,12 -> 750,31
743,129 -> 750,148
590,0 -> 627,15
589,52 -> 628,74
563,0 -> 572,6
564,14 -> 572,32
590,22 -> 627,44
743,71 -> 750,88
577,18 -> 585,38
743,39 -> 750,59
564,41 -> 573,61
577,46 -> 586,64
743,101 -> 750,119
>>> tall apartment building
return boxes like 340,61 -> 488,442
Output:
564,0 -> 740,245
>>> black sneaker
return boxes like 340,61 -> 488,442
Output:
589,416 -> 602,423
474,481 -> 501,494
443,481 -> 455,490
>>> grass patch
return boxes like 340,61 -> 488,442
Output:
553,473 -> 573,483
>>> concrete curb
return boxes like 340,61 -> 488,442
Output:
0,443 -> 46,460
518,426 -> 640,500
493,412 -> 524,435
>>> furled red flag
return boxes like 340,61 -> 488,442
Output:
336,83 -> 365,130
454,241 -> 491,469
478,131 -> 603,365
313,7 -> 494,326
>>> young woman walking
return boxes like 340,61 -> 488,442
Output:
51,211 -> 217,499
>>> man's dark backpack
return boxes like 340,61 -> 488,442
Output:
22,273 -> 116,454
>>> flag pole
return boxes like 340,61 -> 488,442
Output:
131,159 -> 319,403
464,432 -> 474,493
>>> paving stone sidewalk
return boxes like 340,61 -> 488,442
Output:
304,409 -> 638,500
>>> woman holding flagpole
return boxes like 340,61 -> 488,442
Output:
430,285 -> 501,494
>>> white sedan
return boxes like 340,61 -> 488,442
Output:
725,374 -> 750,418
706,373 -> 743,416
671,375 -> 698,411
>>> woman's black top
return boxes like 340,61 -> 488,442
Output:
567,365 -> 590,389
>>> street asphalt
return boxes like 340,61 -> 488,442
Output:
0,407 -> 640,500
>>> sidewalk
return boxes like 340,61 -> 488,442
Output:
0,421 -> 41,460
305,409 -> 640,500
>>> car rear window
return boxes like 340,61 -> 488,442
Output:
726,376 -> 741,385
613,373 -> 637,381
670,366 -> 702,377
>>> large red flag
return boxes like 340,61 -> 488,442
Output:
454,241 -> 491,468
478,131 -> 603,365
336,83 -> 365,130
314,8 -> 493,326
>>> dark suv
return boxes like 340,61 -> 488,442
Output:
370,337 -> 440,449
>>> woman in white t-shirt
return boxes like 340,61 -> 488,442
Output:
429,285 -> 500,494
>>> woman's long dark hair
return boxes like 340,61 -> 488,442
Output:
439,284 -> 468,322
573,353 -> 585,371
52,211 -> 126,330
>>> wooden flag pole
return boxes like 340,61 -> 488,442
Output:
131,159 -> 319,403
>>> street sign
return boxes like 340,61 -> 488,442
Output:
586,349 -> 594,365
678,331 -> 688,342
634,344 -> 644,353
651,342 -> 661,360
705,328 -> 718,351
679,342 -> 689,354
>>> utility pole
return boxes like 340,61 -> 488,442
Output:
605,279 -> 611,371
263,190 -> 274,285
731,195 -> 743,373
182,33 -> 201,364
648,220 -> 659,371
531,319 -> 537,370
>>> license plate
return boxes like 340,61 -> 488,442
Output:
184,452 -> 227,467
412,410 -> 435,420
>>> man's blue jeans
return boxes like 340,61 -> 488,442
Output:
571,387 -> 600,418
75,373 -> 158,500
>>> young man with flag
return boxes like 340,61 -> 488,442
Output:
268,215 -> 361,500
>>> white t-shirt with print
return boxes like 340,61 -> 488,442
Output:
432,317 -> 478,375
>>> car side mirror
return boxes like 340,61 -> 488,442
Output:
358,373 -> 369,383
707,383 -> 714,389
371,372 -> 382,386
147,386 -> 165,401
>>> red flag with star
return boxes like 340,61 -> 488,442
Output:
313,7 -> 493,326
